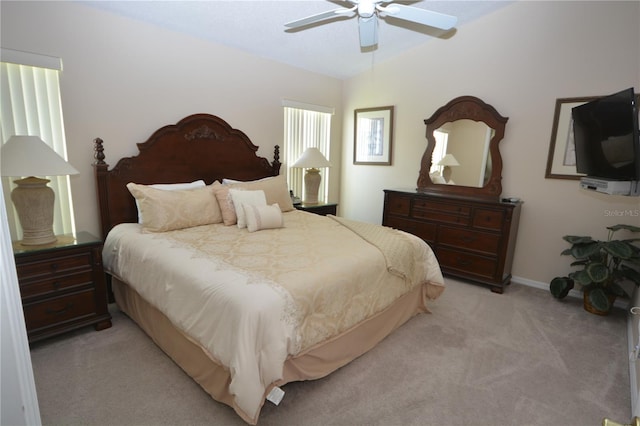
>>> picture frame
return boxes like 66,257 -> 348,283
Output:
354,106 -> 394,165
545,96 -> 597,180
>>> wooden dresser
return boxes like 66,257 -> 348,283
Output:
13,231 -> 112,343
383,189 -> 521,293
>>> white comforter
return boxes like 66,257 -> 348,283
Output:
102,210 -> 444,422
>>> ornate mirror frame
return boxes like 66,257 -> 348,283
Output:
417,95 -> 509,201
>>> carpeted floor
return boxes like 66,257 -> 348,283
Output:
30,278 -> 631,426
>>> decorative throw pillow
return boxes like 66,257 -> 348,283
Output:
229,189 -> 267,228
135,180 -> 206,224
223,175 -> 294,212
243,203 -> 284,232
127,183 -> 222,232
213,185 -> 237,226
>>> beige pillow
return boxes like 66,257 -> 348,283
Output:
229,189 -> 267,228
127,183 -> 222,232
243,203 -> 284,232
223,175 -> 294,212
136,180 -> 206,224
213,185 -> 237,226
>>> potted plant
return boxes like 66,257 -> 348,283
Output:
550,224 -> 640,315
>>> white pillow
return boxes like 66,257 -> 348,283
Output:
243,203 -> 284,232
229,189 -> 267,228
135,180 -> 206,224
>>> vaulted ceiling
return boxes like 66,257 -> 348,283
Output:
82,1 -> 511,79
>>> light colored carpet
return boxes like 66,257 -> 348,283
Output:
30,278 -> 631,426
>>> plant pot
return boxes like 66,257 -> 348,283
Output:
583,290 -> 616,316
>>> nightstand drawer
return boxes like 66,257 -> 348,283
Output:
17,252 -> 92,280
23,289 -> 97,331
438,226 -> 500,255
437,247 -> 497,280
19,270 -> 94,300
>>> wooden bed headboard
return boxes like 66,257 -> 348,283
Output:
93,113 -> 281,239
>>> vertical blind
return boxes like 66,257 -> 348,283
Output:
1,54 -> 75,240
283,106 -> 332,202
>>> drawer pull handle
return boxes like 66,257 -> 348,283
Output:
52,281 -> 61,290
50,263 -> 59,271
457,258 -> 472,266
46,303 -> 73,316
460,236 -> 476,243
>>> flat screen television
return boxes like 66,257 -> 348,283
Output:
572,87 -> 640,181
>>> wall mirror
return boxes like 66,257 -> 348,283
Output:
417,95 -> 508,201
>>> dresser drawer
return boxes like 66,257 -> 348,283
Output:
385,194 -> 411,216
384,216 -> 436,243
19,271 -> 94,300
472,208 -> 505,231
437,247 -> 498,280
23,289 -> 97,331
17,252 -> 92,281
438,226 -> 500,255
412,199 -> 471,216
412,200 -> 471,225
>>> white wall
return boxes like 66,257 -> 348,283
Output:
1,1 -> 639,288
0,1 -> 343,239
340,1 -> 640,286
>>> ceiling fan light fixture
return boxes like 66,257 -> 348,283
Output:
284,0 -> 458,49
357,1 -> 376,18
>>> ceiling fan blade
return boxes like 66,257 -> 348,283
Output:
358,16 -> 378,48
379,4 -> 457,30
284,6 -> 355,29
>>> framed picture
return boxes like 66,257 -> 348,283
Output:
545,96 -> 597,179
354,106 -> 394,165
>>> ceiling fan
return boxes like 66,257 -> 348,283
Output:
284,0 -> 458,48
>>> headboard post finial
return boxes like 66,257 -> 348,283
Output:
94,138 -> 106,165
273,145 -> 281,174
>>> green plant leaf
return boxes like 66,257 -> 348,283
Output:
563,235 -> 594,245
603,240 -> 635,259
570,242 -> 601,259
608,224 -> 640,233
550,276 -> 573,299
620,266 -> 640,286
570,269 -> 593,286
586,262 -> 610,283
610,282 -> 629,298
588,287 -> 612,312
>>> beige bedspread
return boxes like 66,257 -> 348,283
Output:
103,210 -> 443,421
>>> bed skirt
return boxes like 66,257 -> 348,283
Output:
112,277 -> 432,424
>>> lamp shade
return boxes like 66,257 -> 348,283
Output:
291,147 -> 331,169
437,153 -> 460,167
1,135 -> 79,177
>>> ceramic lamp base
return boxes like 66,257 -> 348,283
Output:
11,176 -> 57,246
303,168 -> 321,204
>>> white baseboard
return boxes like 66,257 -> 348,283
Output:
511,275 -> 629,309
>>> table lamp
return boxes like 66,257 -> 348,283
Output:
437,153 -> 460,183
1,135 -> 79,245
291,147 -> 331,204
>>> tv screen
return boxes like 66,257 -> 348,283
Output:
572,87 -> 639,181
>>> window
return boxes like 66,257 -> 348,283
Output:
430,129 -> 449,175
1,49 -> 75,240
283,101 -> 333,203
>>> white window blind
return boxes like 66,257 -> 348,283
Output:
1,54 -> 75,241
283,105 -> 332,203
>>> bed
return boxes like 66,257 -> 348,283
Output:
93,113 -> 445,424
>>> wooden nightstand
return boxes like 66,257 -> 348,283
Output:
295,202 -> 338,216
13,231 -> 112,343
